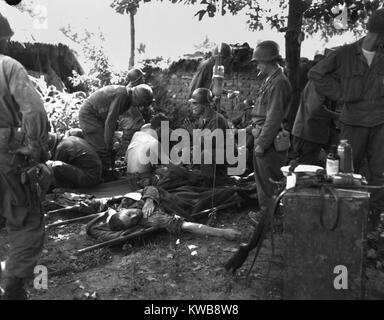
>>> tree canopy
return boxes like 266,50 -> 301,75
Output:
111,0 -> 384,40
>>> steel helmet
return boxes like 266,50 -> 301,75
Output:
131,84 -> 154,107
212,42 -> 232,59
367,8 -> 384,35
251,41 -> 281,63
188,88 -> 213,105
127,68 -> 145,84
0,13 -> 14,40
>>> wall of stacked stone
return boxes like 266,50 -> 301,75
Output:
163,69 -> 262,116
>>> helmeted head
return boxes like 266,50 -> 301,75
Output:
251,41 -> 282,75
212,42 -> 232,67
366,8 -> 384,50
367,8 -> 384,36
108,208 -> 143,231
212,42 -> 232,59
130,84 -> 154,108
188,88 -> 213,116
127,68 -> 145,86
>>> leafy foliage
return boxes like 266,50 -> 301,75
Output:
60,25 -> 112,87
111,0 -> 383,40
30,75 -> 86,133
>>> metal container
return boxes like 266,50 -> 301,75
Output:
282,187 -> 369,300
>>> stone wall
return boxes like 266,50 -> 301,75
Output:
161,61 -> 262,117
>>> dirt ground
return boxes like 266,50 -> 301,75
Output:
1,207 -> 384,300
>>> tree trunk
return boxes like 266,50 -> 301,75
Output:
129,11 -> 135,68
285,0 -> 305,130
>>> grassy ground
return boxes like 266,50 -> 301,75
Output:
1,207 -> 383,300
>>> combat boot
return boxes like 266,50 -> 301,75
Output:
2,277 -> 28,300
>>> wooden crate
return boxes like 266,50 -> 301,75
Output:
282,187 -> 369,300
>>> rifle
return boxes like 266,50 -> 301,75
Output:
76,226 -> 160,255
224,188 -> 287,275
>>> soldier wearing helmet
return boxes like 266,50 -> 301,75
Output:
79,83 -> 154,181
249,40 -> 292,225
126,67 -> 146,88
0,13 -> 50,299
188,88 -> 229,179
188,42 -> 233,98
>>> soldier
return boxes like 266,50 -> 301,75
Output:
292,80 -> 340,165
308,8 -> 384,231
46,131 -> 103,188
126,67 -> 145,88
0,13 -> 50,300
78,84 -> 154,181
188,43 -> 232,98
249,41 -> 292,222
188,88 -> 229,180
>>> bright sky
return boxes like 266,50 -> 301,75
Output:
0,0 -> 360,71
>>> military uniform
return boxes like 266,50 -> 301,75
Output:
0,55 -> 49,293
188,57 -> 215,98
79,85 -> 133,170
49,136 -> 102,188
292,80 -> 340,165
251,68 -> 291,209
309,38 -> 384,213
196,107 -> 229,179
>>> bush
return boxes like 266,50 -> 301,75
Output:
30,75 -> 87,133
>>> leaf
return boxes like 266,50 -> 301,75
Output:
195,10 -> 206,21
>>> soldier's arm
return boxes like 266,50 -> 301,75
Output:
188,60 -> 212,98
257,80 -> 291,150
8,59 -> 49,162
104,96 -> 124,151
308,50 -> 342,102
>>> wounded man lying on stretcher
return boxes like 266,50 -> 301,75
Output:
87,186 -> 241,242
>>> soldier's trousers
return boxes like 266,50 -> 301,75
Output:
0,155 -> 44,280
79,105 -> 111,170
4,205 -> 44,280
341,123 -> 384,213
253,146 -> 287,210
50,161 -> 101,188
